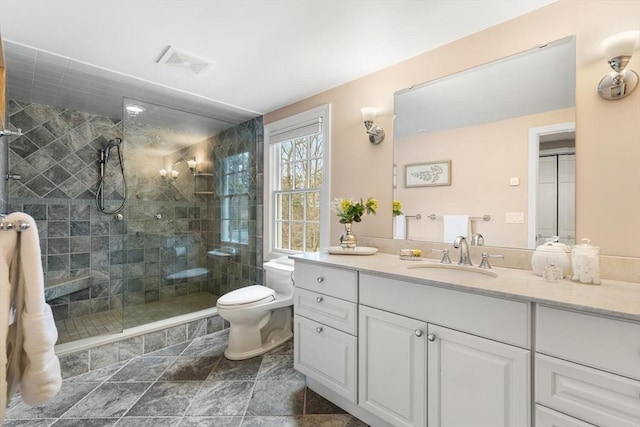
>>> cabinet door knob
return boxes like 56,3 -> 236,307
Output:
415,330 -> 423,337
316,296 -> 323,303
316,276 -> 324,283
427,334 -> 436,342
316,327 -> 323,333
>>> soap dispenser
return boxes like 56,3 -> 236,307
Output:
571,238 -> 601,285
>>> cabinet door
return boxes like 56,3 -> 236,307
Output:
359,305 -> 427,427
294,315 -> 357,402
536,405 -> 596,427
428,324 -> 530,427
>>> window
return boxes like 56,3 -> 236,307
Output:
220,152 -> 250,244
265,105 -> 330,256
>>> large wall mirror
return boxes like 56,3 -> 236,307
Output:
393,36 -> 576,250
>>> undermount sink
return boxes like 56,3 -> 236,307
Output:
406,263 -> 498,280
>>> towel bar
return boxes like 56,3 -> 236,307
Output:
428,214 -> 491,222
0,220 -> 31,232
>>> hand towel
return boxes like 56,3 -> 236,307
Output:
394,215 -> 406,239
443,215 -> 470,244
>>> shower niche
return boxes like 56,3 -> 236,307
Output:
194,172 -> 214,196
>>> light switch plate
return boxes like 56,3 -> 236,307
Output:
510,177 -> 520,186
506,212 -> 524,223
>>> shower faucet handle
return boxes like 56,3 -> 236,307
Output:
0,128 -> 22,137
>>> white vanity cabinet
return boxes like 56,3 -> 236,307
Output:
535,305 -> 640,427
359,305 -> 427,427
427,324 -> 530,427
358,275 -> 531,427
292,257 -> 639,427
293,262 -> 358,403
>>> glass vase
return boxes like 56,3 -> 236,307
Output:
339,222 -> 357,249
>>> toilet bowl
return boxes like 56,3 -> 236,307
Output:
216,257 -> 294,360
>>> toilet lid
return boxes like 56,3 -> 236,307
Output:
217,285 -> 275,307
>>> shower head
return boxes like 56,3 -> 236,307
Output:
106,138 -> 123,150
102,138 -> 123,163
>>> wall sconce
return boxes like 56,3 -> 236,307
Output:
187,158 -> 198,175
360,107 -> 385,144
598,30 -> 640,100
159,169 -> 178,180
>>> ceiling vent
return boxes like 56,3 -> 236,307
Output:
157,46 -> 215,76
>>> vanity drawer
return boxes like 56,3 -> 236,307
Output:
294,261 -> 357,302
535,354 -> 640,427
359,273 -> 530,348
535,405 -> 596,427
294,314 -> 357,403
294,288 -> 357,335
536,305 -> 640,380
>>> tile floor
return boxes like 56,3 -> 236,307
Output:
56,293 -> 219,344
4,329 -> 368,426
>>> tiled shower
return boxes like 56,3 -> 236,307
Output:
3,97 -> 263,345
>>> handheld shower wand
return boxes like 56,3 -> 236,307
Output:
96,138 -> 126,214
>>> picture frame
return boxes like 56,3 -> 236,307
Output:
404,160 -> 451,187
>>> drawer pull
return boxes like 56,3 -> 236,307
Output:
415,330 -> 423,337
316,327 -> 323,333
316,296 -> 323,303
427,334 -> 436,342
316,276 -> 324,283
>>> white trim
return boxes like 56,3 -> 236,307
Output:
527,121 -> 575,249
264,104 -> 331,260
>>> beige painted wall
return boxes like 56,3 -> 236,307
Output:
264,0 -> 640,258
395,108 -> 575,248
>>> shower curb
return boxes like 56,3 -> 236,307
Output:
56,309 -> 226,380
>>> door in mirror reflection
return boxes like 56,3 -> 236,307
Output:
537,135 -> 575,246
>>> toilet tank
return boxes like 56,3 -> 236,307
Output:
263,257 -> 294,293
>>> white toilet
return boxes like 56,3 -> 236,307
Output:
216,257 -> 294,360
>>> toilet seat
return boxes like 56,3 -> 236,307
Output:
217,285 -> 275,308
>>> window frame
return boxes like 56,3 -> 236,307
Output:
264,104 -> 331,259
219,151 -> 250,245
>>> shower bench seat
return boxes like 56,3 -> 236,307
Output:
44,275 -> 92,302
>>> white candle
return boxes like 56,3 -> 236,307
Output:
159,169 -> 167,177
171,170 -> 179,178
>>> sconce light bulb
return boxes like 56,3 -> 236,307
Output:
360,107 -> 377,122
601,30 -> 639,63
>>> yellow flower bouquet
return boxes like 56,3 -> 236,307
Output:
332,197 -> 378,224
393,200 -> 403,216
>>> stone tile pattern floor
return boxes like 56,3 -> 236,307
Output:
4,330 -> 368,427
56,293 -> 219,344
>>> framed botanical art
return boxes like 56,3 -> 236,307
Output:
404,160 -> 451,187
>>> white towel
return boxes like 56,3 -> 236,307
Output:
394,215 -> 406,239
0,212 -> 61,421
443,215 -> 470,244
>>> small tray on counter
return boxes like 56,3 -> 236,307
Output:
326,246 -> 378,255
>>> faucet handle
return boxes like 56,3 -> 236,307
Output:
478,252 -> 504,269
431,248 -> 452,264
471,233 -> 484,246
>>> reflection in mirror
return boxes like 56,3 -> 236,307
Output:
393,36 -> 576,250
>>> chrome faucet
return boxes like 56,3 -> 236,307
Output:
453,235 -> 473,266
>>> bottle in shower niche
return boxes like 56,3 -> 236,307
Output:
571,238 -> 601,285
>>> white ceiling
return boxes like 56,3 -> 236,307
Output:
1,0 -> 556,132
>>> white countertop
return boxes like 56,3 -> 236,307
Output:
292,252 -> 640,322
